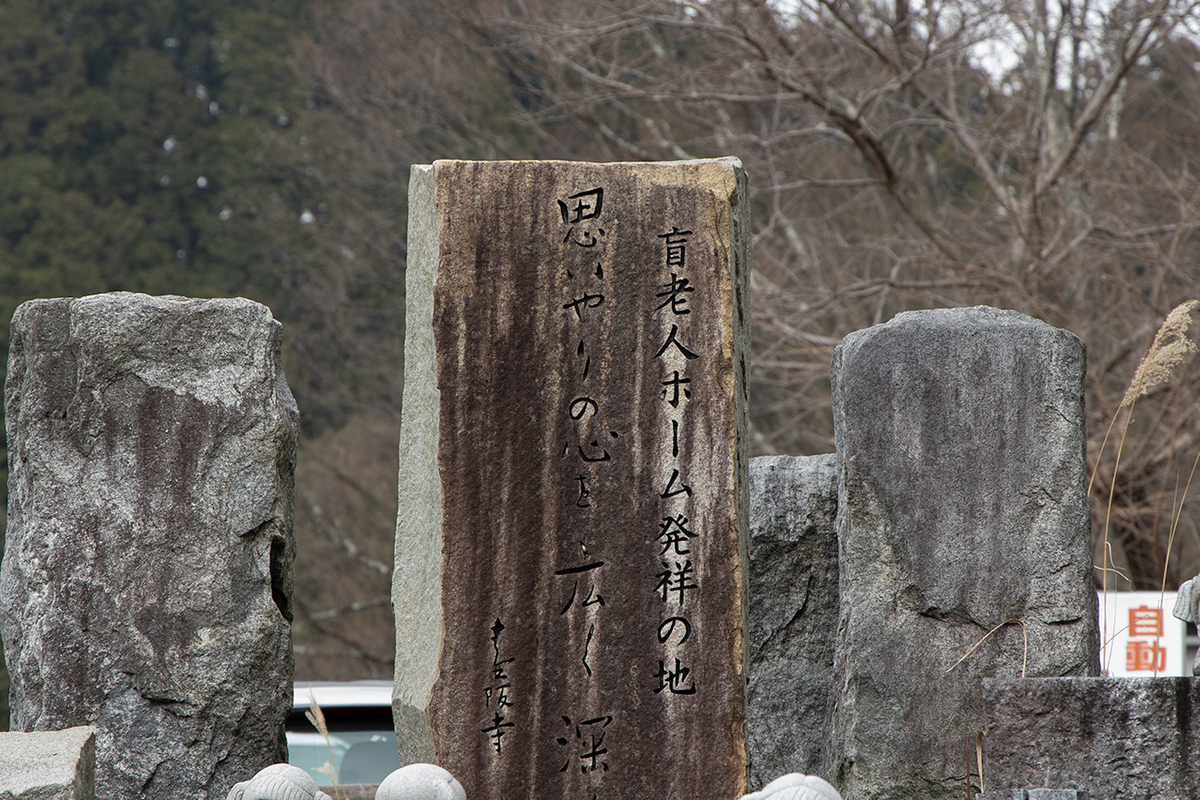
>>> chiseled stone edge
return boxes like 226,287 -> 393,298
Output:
722,155 -> 753,788
0,726 -> 96,799
392,164 -> 441,765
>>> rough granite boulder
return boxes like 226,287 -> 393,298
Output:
0,293 -> 298,800
0,726 -> 96,800
748,454 -> 839,789
827,307 -> 1099,800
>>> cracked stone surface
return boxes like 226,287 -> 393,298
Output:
747,454 -> 838,790
825,307 -> 1098,800
0,293 -> 298,800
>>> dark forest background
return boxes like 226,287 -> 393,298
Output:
4,0 -> 1200,727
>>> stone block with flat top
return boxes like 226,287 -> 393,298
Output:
394,159 -> 750,799
979,791 -> 1090,800
0,726 -> 96,800
826,307 -> 1099,800
983,677 -> 1198,799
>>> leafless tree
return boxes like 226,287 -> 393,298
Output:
475,0 -> 1200,588
285,0 -> 1200,676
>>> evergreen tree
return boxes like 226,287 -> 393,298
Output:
0,0 -> 321,480
0,0 -> 325,724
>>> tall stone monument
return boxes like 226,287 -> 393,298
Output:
394,159 -> 750,799
0,293 -> 298,800
826,307 -> 1099,800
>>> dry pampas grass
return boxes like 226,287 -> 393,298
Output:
1120,300 -> 1200,409
305,694 -> 348,799
1094,299 -> 1200,671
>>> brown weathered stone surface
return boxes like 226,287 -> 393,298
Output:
394,159 -> 750,799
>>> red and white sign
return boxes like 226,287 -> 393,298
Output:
1098,591 -> 1186,677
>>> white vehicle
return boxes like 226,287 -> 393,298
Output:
289,681 -> 403,786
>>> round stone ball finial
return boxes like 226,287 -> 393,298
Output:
225,763 -> 332,800
740,773 -> 844,800
375,763 -> 466,800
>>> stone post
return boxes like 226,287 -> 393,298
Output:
826,307 -> 1099,800
0,293 -> 298,800
747,454 -> 839,789
394,159 -> 751,799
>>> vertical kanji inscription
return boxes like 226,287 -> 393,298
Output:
395,159 -> 750,800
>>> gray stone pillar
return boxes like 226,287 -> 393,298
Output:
0,293 -> 298,800
395,159 -> 751,799
827,307 -> 1098,800
748,454 -> 838,789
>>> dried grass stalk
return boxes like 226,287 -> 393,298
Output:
305,694 -> 329,737
1120,300 -> 1200,409
976,731 -> 985,794
1094,299 -> 1199,668
305,694 -> 347,800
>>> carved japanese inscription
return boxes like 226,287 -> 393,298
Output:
394,159 -> 750,800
